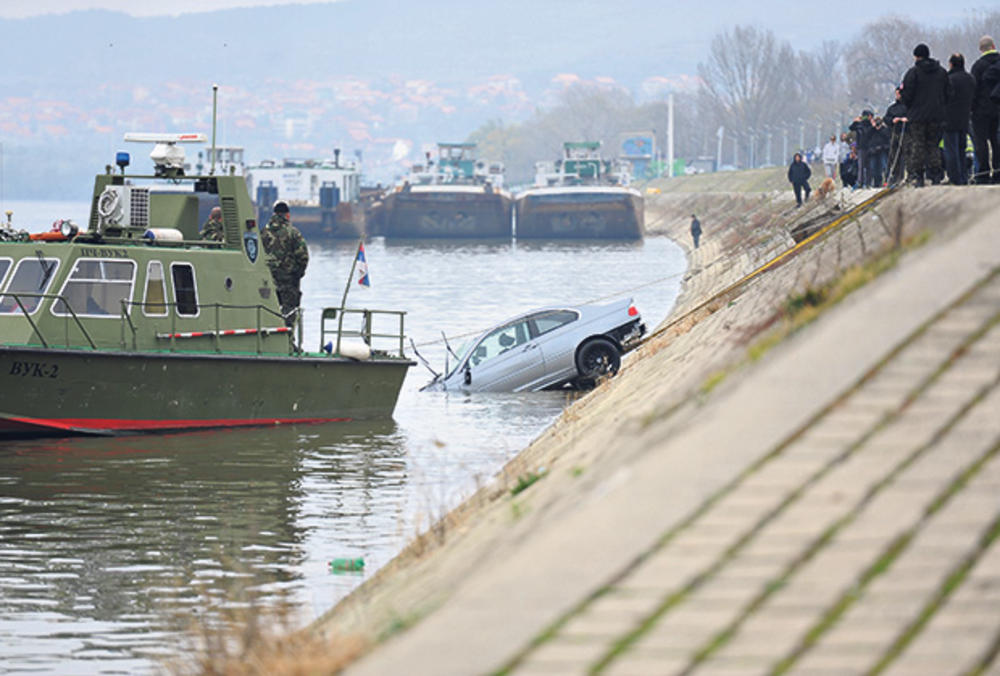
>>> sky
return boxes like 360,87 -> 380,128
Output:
0,0 -> 337,18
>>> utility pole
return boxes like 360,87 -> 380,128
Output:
798,118 -> 805,151
715,126 -> 724,172
783,126 -> 788,164
667,92 -> 675,177
766,127 -> 773,166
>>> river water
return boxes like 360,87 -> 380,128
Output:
0,200 -> 686,674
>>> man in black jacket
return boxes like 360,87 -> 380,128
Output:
970,36 -> 1000,184
787,153 -> 812,206
901,43 -> 951,186
849,110 -> 875,187
943,53 -> 975,185
884,87 -> 908,185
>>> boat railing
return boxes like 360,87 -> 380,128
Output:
321,307 -> 407,359
0,292 -> 98,349
119,299 -> 294,354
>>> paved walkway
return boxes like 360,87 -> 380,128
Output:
342,193 -> 1000,675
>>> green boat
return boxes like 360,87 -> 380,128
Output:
0,134 -> 413,438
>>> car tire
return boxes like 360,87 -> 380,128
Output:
575,337 -> 621,388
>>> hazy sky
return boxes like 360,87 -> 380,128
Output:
0,0 -> 337,18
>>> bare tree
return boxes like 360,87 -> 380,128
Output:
846,16 -> 923,110
697,26 -> 798,166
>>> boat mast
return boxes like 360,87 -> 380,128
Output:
211,84 -> 218,175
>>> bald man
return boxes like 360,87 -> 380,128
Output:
200,206 -> 225,241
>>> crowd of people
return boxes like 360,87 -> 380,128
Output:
788,35 -> 1000,200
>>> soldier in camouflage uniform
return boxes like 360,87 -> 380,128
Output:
200,206 -> 225,241
261,201 -> 309,327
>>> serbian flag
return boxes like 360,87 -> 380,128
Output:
356,241 -> 370,287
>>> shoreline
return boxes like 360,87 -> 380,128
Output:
306,180 -> 1000,673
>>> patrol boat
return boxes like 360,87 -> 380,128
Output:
0,133 -> 413,438
514,142 -> 644,239
374,143 -> 512,238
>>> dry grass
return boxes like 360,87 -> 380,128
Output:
164,594 -> 367,676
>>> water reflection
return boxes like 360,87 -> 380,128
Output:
0,421 -> 407,673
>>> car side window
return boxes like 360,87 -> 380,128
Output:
469,319 -> 531,367
530,310 -> 578,337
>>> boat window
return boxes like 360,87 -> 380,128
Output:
0,259 -> 10,289
469,319 -> 531,367
52,259 -> 136,317
143,261 -> 168,316
530,310 -> 578,337
0,257 -> 61,315
171,263 -> 199,316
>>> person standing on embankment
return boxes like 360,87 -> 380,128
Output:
787,153 -> 812,206
690,214 -> 702,249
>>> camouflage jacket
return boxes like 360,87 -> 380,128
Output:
200,215 -> 225,241
261,213 -> 309,282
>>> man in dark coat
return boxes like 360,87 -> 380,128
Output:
884,87 -> 908,185
970,36 -> 1000,184
787,153 -> 811,206
840,148 -> 859,188
901,43 -> 951,187
689,214 -> 702,249
943,53 -> 975,185
867,117 -> 891,187
849,110 -> 875,187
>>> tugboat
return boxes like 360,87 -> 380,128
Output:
514,142 -> 644,239
246,149 -> 366,240
0,133 -> 412,438
376,143 -> 512,238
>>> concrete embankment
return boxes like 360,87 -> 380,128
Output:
313,179 -> 1000,675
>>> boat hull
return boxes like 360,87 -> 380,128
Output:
379,189 -> 512,238
0,346 -> 412,437
514,188 -> 644,239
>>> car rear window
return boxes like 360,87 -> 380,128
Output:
532,310 -> 577,336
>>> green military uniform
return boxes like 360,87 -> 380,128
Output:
200,213 -> 225,241
261,212 -> 309,327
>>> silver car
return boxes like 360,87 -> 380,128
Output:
422,298 -> 645,392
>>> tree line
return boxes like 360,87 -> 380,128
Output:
469,10 -> 1000,185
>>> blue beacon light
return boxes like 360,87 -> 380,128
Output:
115,152 -> 130,174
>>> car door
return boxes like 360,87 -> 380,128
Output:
464,318 -> 545,391
528,309 -> 580,386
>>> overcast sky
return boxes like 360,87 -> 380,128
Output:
0,0 -> 337,18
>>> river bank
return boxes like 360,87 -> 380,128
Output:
205,178 -> 1000,674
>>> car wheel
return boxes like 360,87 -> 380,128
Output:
575,337 -> 621,387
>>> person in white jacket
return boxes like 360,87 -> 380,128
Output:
821,135 -> 840,178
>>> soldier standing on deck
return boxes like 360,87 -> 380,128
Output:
261,201 -> 309,327
200,206 -> 225,241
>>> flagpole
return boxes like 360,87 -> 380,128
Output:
335,237 -> 364,356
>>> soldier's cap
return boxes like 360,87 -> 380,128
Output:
274,200 -> 290,214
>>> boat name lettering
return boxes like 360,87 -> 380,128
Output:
8,361 -> 59,379
79,247 -> 129,259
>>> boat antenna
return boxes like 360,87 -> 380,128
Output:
211,83 -> 218,175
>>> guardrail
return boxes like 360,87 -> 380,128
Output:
322,307 -> 407,359
120,299 -> 293,354
0,292 -> 97,349
2,292 -> 407,360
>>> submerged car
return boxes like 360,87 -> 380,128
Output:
421,298 -> 645,392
